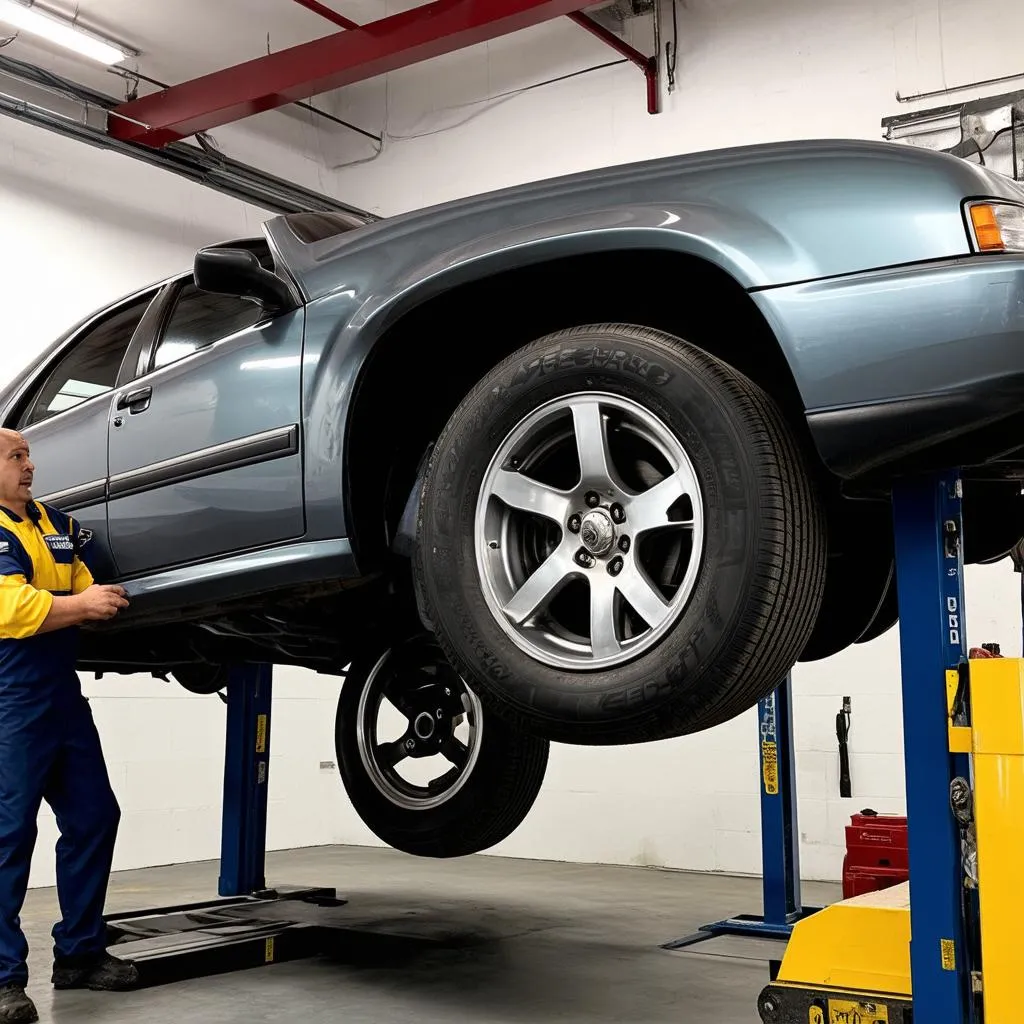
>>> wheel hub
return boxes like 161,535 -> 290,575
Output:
413,711 -> 436,741
580,509 -> 615,556
356,645 -> 484,811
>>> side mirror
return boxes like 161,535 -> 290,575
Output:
193,247 -> 295,314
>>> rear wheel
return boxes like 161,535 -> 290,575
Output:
335,633 -> 549,858
416,323 -> 827,744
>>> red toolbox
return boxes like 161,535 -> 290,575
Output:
842,810 -> 909,900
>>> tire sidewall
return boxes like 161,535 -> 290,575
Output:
419,329 -> 769,731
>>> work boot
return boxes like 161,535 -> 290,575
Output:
0,983 -> 37,1023
51,952 -> 139,991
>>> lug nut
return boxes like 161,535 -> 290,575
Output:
610,503 -> 625,523
575,548 -> 596,569
585,491 -> 601,508
436,708 -> 445,720
405,739 -> 416,751
618,536 -> 631,554
567,513 -> 582,534
608,556 -> 623,576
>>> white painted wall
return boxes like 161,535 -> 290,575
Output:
3,0 -> 1024,894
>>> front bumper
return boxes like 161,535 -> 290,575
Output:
754,254 -> 1024,479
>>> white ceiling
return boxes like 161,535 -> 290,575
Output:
1,0 -> 402,100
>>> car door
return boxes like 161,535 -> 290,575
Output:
13,289 -> 159,581
105,274 -> 306,578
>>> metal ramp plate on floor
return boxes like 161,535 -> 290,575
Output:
104,887 -> 347,987
100,662 -> 353,986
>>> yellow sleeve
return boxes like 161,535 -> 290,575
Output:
0,574 -> 54,639
72,558 -> 94,595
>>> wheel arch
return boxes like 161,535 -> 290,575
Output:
342,237 -> 819,572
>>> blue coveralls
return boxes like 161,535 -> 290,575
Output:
0,501 -> 120,985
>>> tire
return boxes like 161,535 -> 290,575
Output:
335,633 -> 549,858
798,497 -> 893,662
415,323 -> 827,745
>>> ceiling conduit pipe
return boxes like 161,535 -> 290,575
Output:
0,54 -> 373,217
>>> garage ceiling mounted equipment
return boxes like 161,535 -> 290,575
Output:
0,0 -> 134,65
108,0 -> 661,148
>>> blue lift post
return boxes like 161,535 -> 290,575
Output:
663,673 -> 820,951
219,662 -> 273,897
102,663 -> 345,986
891,472 -> 978,1022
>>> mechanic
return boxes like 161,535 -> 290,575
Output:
0,428 -> 138,1024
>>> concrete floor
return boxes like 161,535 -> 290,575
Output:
19,846 -> 839,1024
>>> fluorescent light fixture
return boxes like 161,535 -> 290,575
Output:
0,0 -> 129,65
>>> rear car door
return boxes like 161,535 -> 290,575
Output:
13,289 -> 159,581
105,269 -> 306,578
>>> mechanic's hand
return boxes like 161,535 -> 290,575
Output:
76,584 -> 130,621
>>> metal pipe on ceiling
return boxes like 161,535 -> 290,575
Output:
0,54 -> 374,218
108,0 -> 598,147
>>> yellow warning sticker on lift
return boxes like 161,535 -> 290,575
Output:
264,937 -> 275,963
762,741 -> 779,795
256,714 -> 268,754
940,938 -> 956,971
827,999 -> 889,1023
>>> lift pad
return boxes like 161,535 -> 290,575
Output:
756,882 -> 912,1023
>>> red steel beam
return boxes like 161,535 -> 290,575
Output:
110,0 -> 598,147
291,0 -> 360,31
566,11 -> 659,114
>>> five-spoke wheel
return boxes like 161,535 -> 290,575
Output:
476,393 -> 705,670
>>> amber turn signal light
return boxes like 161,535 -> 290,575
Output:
970,203 -> 1004,251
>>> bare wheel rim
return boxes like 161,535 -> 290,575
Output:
474,392 -> 706,671
355,645 -> 483,811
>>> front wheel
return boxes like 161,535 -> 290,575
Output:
416,323 -> 827,745
335,633 -> 549,858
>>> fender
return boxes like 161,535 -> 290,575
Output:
366,201 -> 802,314
297,204 -> 794,545
289,138 -> 1003,545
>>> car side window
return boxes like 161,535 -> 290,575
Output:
19,294 -> 152,428
151,284 -> 265,372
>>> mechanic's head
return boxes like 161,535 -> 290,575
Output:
0,429 -> 34,510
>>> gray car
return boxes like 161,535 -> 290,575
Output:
5,137 -> 1024,855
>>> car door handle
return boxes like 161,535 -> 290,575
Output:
116,386 -> 152,413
